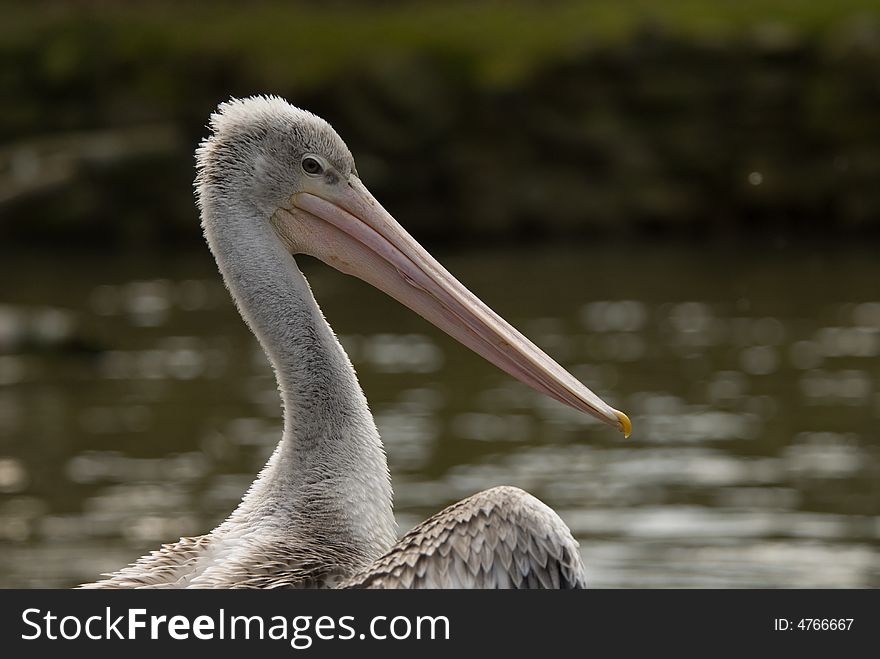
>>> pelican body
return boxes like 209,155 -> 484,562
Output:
81,96 -> 629,589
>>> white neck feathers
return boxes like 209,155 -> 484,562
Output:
200,197 -> 397,564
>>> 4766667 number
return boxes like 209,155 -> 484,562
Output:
774,618 -> 854,631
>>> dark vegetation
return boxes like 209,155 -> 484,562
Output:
2,1 -> 880,246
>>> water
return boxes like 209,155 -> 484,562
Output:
0,244 -> 877,588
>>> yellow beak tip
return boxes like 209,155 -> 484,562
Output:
614,410 -> 632,438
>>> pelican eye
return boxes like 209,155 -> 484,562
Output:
302,156 -> 323,176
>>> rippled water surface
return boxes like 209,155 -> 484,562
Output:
0,245 -> 877,587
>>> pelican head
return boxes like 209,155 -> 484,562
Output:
197,95 -> 631,436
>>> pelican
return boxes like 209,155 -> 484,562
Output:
81,96 -> 630,589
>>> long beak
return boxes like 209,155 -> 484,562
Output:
274,176 -> 631,436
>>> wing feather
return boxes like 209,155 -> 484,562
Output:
342,486 -> 587,589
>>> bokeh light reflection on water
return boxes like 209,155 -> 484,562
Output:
0,245 -> 877,587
